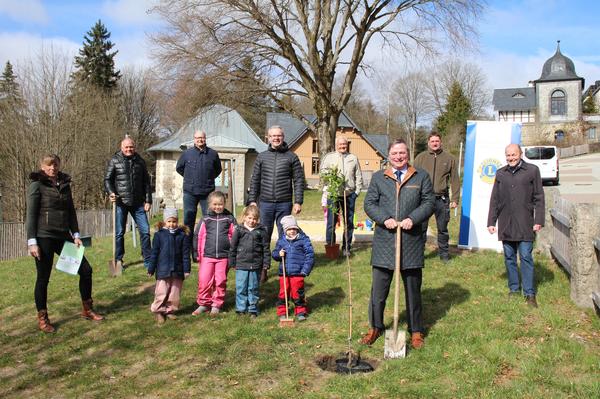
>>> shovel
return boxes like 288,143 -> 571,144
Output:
383,224 -> 406,359
279,254 -> 294,327
108,201 -> 122,277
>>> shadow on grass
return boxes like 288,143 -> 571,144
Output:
498,260 -> 555,288
398,282 -> 470,334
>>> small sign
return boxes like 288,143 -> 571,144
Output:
56,242 -> 84,275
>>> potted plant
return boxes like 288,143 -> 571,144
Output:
320,166 -> 345,259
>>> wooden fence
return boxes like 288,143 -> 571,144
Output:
549,196 -> 573,274
0,197 -> 161,261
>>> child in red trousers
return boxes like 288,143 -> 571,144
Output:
193,191 -> 236,316
272,215 -> 315,321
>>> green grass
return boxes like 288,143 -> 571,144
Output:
1,213 -> 599,398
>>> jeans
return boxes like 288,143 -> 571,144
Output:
183,192 -> 208,232
259,201 -> 293,243
325,192 -> 357,250
422,196 -> 450,258
115,204 -> 151,267
502,241 -> 535,296
235,269 -> 261,314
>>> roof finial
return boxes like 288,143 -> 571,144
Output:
557,40 -> 561,52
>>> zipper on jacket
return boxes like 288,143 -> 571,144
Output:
432,152 -> 437,193
215,216 -> 219,257
272,152 -> 278,201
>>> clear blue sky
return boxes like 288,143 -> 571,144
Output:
1,0 -> 599,94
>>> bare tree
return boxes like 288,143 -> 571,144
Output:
392,71 -> 432,158
153,0 -> 483,155
427,58 -> 490,118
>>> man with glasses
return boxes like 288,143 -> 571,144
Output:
176,130 -> 222,233
248,125 -> 305,244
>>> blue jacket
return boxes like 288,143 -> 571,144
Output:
176,146 -> 222,196
272,232 -> 314,277
148,227 -> 191,280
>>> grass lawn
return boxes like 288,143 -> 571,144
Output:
1,207 -> 599,398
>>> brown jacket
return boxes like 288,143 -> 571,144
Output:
414,149 -> 460,203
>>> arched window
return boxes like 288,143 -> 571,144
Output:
551,90 -> 566,115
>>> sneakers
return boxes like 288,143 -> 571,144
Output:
209,307 -> 220,316
411,332 -> 425,349
155,313 -> 166,325
359,328 -> 382,345
249,313 -> 258,319
192,305 -> 209,315
296,313 -> 308,322
525,295 -> 538,308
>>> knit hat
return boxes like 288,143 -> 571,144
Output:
163,208 -> 178,221
280,215 -> 299,232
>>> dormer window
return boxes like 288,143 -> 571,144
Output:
551,90 -> 566,115
512,92 -> 525,98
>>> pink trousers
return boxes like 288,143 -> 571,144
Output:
150,277 -> 183,314
197,257 -> 228,308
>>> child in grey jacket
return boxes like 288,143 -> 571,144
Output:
229,205 -> 270,317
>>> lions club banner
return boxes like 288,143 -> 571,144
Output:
458,121 -> 521,250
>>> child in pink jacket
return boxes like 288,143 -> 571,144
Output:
192,191 -> 236,315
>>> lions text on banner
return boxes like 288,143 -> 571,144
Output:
459,121 -> 521,250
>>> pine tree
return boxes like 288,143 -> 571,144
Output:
435,81 -> 471,139
72,20 -> 121,89
0,61 -> 23,103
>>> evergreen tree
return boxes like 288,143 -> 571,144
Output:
435,81 -> 471,140
0,61 -> 23,103
72,20 -> 121,89
583,94 -> 598,114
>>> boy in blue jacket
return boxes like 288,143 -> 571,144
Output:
148,208 -> 191,324
272,215 -> 314,321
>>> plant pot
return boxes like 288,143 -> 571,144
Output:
325,243 -> 340,259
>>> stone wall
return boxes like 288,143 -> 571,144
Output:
538,188 -> 600,308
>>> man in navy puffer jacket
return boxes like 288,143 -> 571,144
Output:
272,215 -> 314,321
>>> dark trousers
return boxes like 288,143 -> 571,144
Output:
368,266 -> 423,333
34,237 -> 93,311
423,196 -> 450,258
325,192 -> 357,250
259,201 -> 293,243
183,191 -> 208,233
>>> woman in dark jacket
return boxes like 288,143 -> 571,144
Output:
26,154 -> 103,333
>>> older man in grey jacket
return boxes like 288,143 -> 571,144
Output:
320,136 -> 363,256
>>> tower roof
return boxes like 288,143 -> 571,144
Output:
536,41 -> 583,84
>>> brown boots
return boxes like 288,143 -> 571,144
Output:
81,299 -> 104,321
37,310 -> 55,333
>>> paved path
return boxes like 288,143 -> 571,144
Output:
554,152 -> 600,204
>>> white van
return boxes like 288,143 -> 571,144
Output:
522,146 -> 559,185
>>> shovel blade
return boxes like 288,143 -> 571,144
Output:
383,329 -> 406,359
108,260 -> 122,277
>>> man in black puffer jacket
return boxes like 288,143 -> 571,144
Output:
248,125 -> 305,243
104,137 -> 153,269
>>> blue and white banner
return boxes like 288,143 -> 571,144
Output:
458,121 -> 521,250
